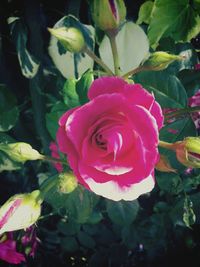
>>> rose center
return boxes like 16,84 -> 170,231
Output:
94,133 -> 107,150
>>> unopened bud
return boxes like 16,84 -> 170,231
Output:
57,172 -> 78,194
174,137 -> 200,168
90,0 -> 126,32
48,27 -> 85,53
0,142 -> 43,163
142,51 -> 183,70
0,190 -> 42,235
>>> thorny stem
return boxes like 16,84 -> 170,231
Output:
84,46 -> 114,76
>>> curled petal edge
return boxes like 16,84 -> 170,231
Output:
84,174 -> 155,201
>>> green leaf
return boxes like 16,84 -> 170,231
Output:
106,200 -> 139,226
0,133 -> 22,172
8,17 -> 40,78
76,70 -> 93,105
183,196 -> 196,228
183,173 -> 200,191
160,117 -> 197,143
46,101 -> 67,139
63,79 -> 80,108
0,84 -> 19,132
86,211 -> 103,224
122,214 -> 167,250
99,21 -> 149,75
60,236 -> 79,252
48,15 -> 95,79
134,71 -> 188,108
0,150 -> 22,172
137,1 -> 154,25
194,0 -> 200,12
77,231 -> 96,249
156,172 -> 183,195
147,0 -> 200,47
178,69 -> 200,97
57,220 -> 80,236
170,192 -> 200,226
43,186 -> 68,214
65,187 -> 99,224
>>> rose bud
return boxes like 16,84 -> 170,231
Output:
48,27 -> 85,53
142,51 -> 183,71
57,173 -> 78,194
174,137 -> 200,168
0,190 -> 42,235
90,0 -> 126,32
0,142 -> 43,163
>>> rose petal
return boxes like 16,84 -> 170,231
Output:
84,174 -> 155,201
88,76 -> 126,100
65,94 -> 129,151
59,107 -> 79,126
123,84 -> 163,129
88,77 -> 163,129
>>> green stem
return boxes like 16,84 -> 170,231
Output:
41,155 -> 69,166
107,32 -> 121,76
84,46 -> 114,76
159,140 -> 175,150
40,174 -> 58,197
122,65 -> 157,79
165,106 -> 200,119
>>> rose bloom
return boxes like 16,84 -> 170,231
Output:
57,77 -> 163,201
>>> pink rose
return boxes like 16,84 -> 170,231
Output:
56,77 -> 163,201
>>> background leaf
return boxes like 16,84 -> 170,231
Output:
46,102 -> 68,139
8,17 -> 40,78
99,22 -> 149,75
137,1 -> 154,25
147,0 -> 200,47
76,69 -> 93,105
48,15 -> 95,79
134,70 -> 188,108
106,200 -> 139,226
0,84 -> 19,132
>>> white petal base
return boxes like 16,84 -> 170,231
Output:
85,175 -> 155,201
